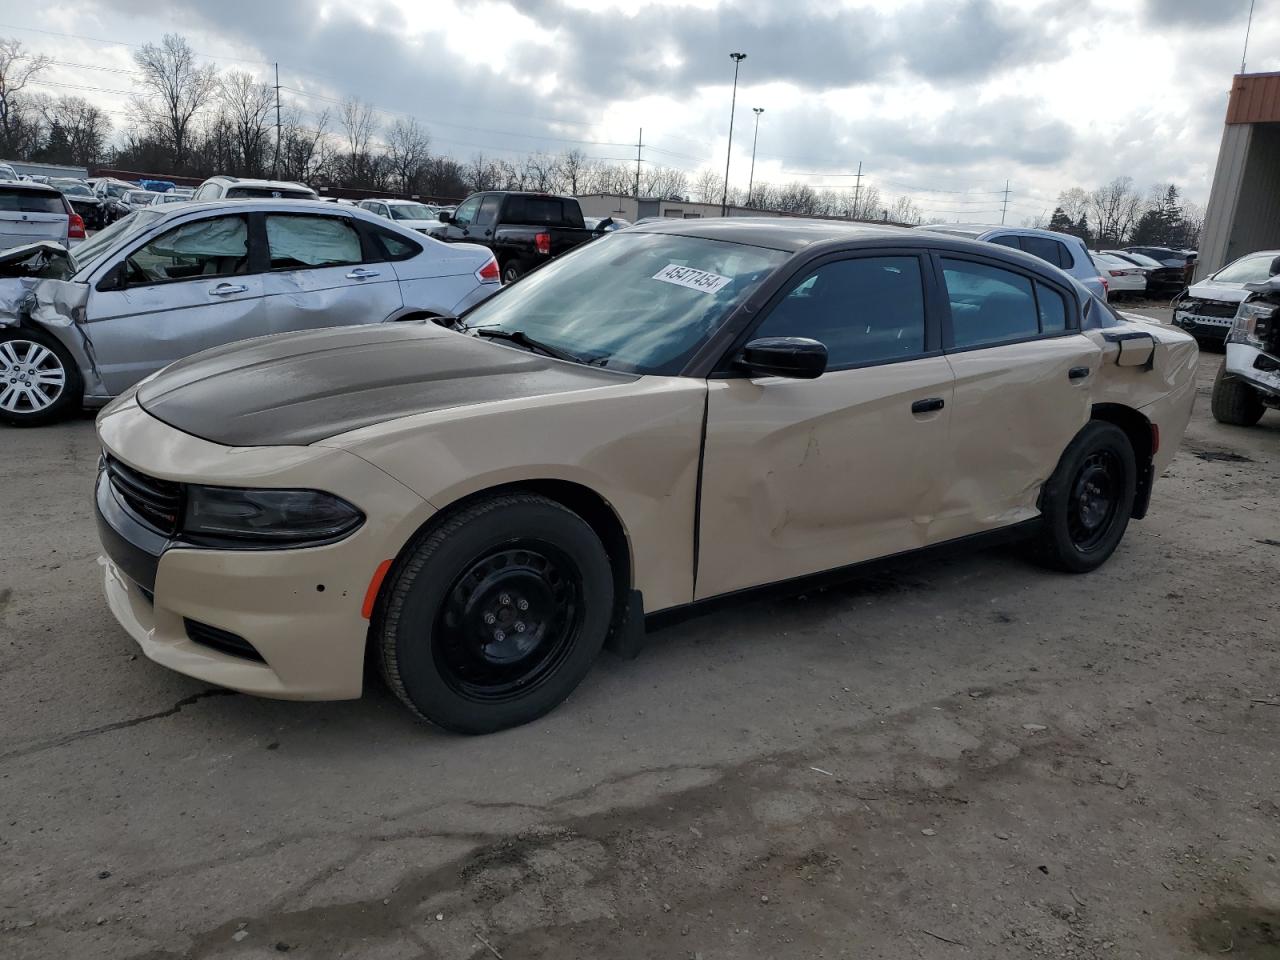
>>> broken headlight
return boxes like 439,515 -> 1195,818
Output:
182,486 -> 364,548
1227,299 -> 1276,348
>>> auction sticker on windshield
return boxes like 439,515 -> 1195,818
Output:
652,263 -> 732,294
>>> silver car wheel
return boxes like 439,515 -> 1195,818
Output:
0,339 -> 67,414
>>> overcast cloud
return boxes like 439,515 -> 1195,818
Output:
2,0 -> 1273,221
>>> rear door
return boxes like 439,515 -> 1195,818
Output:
258,211 -> 402,333
696,250 -> 955,599
0,186 -> 68,249
932,252 -> 1100,540
85,213 -> 263,394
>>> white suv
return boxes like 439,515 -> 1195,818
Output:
192,176 -> 318,202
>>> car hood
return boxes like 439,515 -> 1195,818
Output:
135,322 -> 634,447
1184,279 -> 1250,303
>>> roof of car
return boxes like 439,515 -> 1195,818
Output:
627,216 -> 929,252
0,179 -> 61,194
204,175 -> 314,191
916,222 -> 1086,245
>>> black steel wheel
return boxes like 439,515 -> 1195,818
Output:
1032,421 -> 1137,573
377,494 -> 614,734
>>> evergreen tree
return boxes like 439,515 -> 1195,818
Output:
1047,206 -> 1073,232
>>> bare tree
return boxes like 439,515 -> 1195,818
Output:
277,107 -> 330,184
557,149 -> 593,194
887,195 -> 924,225
465,153 -> 502,192
1086,176 -> 1142,247
0,38 -> 51,156
131,33 -> 218,169
337,97 -> 378,185
643,165 -> 687,200
37,95 -> 110,166
218,71 -> 274,177
386,117 -> 431,192
691,169 -> 722,204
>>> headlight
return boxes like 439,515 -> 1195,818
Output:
1228,300 -> 1276,348
182,486 -> 364,548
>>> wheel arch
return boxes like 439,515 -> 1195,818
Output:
371,477 -> 635,626
1089,402 -> 1155,519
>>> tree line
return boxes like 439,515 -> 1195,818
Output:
1029,178 -> 1205,251
0,33 -> 932,220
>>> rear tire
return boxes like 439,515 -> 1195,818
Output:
1210,362 -> 1265,427
1032,421 -> 1137,573
501,260 -> 524,284
377,493 -> 614,734
0,327 -> 82,427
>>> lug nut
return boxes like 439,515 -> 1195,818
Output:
494,629 -> 506,642
499,593 -> 511,606
483,612 -> 496,625
517,598 -> 529,611
514,622 -> 526,633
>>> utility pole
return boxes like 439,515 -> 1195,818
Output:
635,127 -> 642,199
1000,179 -> 1011,224
747,107 -> 763,208
273,62 -> 282,180
721,52 -> 747,217
1242,0 -> 1256,72
851,161 -> 862,220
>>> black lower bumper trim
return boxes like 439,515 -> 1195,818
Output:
95,470 -> 169,592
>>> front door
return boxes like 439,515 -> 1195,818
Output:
931,253 -> 1101,540
259,212 -> 402,334
696,252 -> 956,600
86,213 -> 264,395
444,195 -> 482,242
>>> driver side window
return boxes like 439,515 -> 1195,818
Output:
453,196 -> 481,227
751,256 -> 928,369
125,216 -> 249,285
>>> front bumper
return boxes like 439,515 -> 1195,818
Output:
1172,311 -> 1232,341
95,396 -> 436,700
1225,343 -> 1280,399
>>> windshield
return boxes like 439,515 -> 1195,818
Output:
105,183 -> 131,198
55,182 -> 91,196
126,191 -> 158,204
389,203 -> 435,221
1213,253 -> 1278,285
71,210 -> 164,273
1109,251 -> 1159,268
461,232 -> 788,375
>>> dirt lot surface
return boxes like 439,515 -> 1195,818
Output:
2,312 -> 1278,959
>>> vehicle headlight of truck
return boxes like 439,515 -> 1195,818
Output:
1228,299 -> 1276,348
182,486 -> 364,548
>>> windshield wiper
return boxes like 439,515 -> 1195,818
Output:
469,327 -> 587,364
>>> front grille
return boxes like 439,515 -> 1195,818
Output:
104,455 -> 183,535
1183,299 -> 1239,319
184,618 -> 265,662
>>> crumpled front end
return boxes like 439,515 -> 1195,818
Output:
1224,284 -> 1280,400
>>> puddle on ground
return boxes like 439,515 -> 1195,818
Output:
1190,906 -> 1280,957
1195,450 -> 1254,463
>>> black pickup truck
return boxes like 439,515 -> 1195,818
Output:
430,191 -> 602,283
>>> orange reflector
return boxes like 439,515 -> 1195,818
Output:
362,559 -> 393,620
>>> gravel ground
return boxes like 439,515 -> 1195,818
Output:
2,313 -> 1278,959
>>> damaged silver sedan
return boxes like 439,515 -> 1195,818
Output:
0,200 -> 502,425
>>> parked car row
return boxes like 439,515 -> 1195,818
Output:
0,179 -> 86,251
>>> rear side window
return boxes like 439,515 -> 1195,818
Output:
753,256 -> 927,367
0,189 -> 65,215
1036,282 -> 1068,333
1019,235 -> 1071,269
369,225 -> 422,261
942,258 -> 1040,348
227,186 -> 316,200
265,215 -> 362,269
503,195 -> 584,228
989,234 -> 1020,249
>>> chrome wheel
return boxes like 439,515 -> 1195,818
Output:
0,338 -> 67,415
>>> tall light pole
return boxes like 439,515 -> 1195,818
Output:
721,52 -> 747,216
747,107 -> 764,208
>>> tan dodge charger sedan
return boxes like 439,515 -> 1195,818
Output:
95,220 -> 1198,733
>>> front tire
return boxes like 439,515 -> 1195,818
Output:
1211,362 -> 1265,426
377,494 -> 614,734
0,327 -> 82,427
1032,421 -> 1137,573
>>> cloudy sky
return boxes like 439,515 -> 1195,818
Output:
0,0 -> 1271,220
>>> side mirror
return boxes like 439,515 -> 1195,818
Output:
437,210 -> 453,223
737,337 -> 827,379
1269,256 -> 1280,277
96,261 -> 128,293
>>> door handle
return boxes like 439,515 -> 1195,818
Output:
1069,366 -> 1091,381
208,283 -> 248,296
345,268 -> 381,280
911,397 -> 945,414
